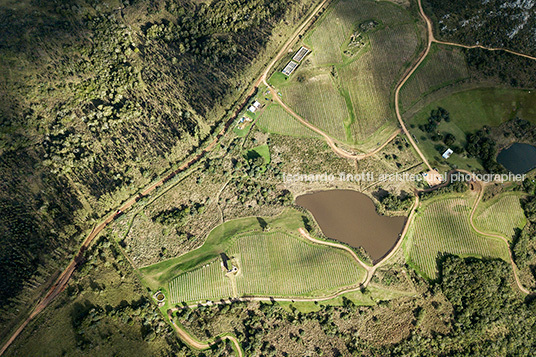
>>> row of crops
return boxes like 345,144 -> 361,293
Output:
282,73 -> 349,141
168,232 -> 364,304
474,193 -> 526,240
168,259 -> 233,304
276,0 -> 420,143
231,233 -> 363,297
257,104 -> 320,138
400,45 -> 470,112
344,24 -> 419,141
407,198 -> 509,279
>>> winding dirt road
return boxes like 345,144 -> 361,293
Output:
168,311 -> 244,356
467,180 -> 533,295
417,0 -> 536,61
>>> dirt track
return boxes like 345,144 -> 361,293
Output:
467,179 -> 534,295
417,0 -> 536,61
168,311 -> 244,357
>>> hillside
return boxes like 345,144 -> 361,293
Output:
0,0 -> 318,337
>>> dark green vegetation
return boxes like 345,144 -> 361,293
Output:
4,236 -> 191,356
0,0 -> 318,337
424,0 -> 536,56
174,257 -> 536,356
511,180 -> 536,289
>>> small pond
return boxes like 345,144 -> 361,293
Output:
296,190 -> 406,262
497,143 -> 536,174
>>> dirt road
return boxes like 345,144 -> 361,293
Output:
417,0 -> 536,61
168,311 -> 243,357
467,180 -> 533,295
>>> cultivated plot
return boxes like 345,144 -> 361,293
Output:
400,45 -> 469,112
474,193 -> 526,240
276,0 -> 421,143
281,72 -> 349,141
257,103 -> 320,138
167,231 -> 365,304
406,197 -> 509,279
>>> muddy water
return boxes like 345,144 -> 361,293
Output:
296,190 -> 406,262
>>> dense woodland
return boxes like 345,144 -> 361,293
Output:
0,0 -> 313,333
424,0 -> 536,57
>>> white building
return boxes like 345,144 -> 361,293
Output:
442,148 -> 454,159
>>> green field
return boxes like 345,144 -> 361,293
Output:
404,87 -> 536,169
405,196 -> 509,279
141,209 -> 366,305
269,0 -> 420,144
400,44 -> 469,112
245,144 -> 271,164
341,23 -> 419,140
168,232 -> 365,304
474,193 -> 526,240
257,103 -> 320,138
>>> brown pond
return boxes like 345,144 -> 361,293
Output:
296,190 -> 406,262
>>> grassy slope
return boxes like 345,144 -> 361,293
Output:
257,103 -> 320,138
405,88 -> 536,169
400,44 -> 470,112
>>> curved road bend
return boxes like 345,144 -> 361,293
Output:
168,311 -> 244,357
468,180 -> 534,296
417,0 -> 536,62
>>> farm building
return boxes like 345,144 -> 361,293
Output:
248,105 -> 257,113
292,46 -> 310,62
252,100 -> 261,109
282,61 -> 298,76
442,148 -> 453,159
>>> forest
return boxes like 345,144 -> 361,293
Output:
0,0 -> 313,331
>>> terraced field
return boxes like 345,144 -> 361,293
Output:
406,197 -> 509,279
400,45 -> 469,112
167,232 -> 365,304
257,104 -> 320,138
474,193 -> 526,240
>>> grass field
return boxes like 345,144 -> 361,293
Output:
400,44 -> 469,112
405,87 -> 536,169
245,144 -> 271,164
405,195 -> 509,279
269,0 -> 421,144
340,23 -> 419,140
474,193 -> 526,240
167,231 -> 365,304
257,103 -> 320,138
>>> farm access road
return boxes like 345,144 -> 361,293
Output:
168,311 -> 244,357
